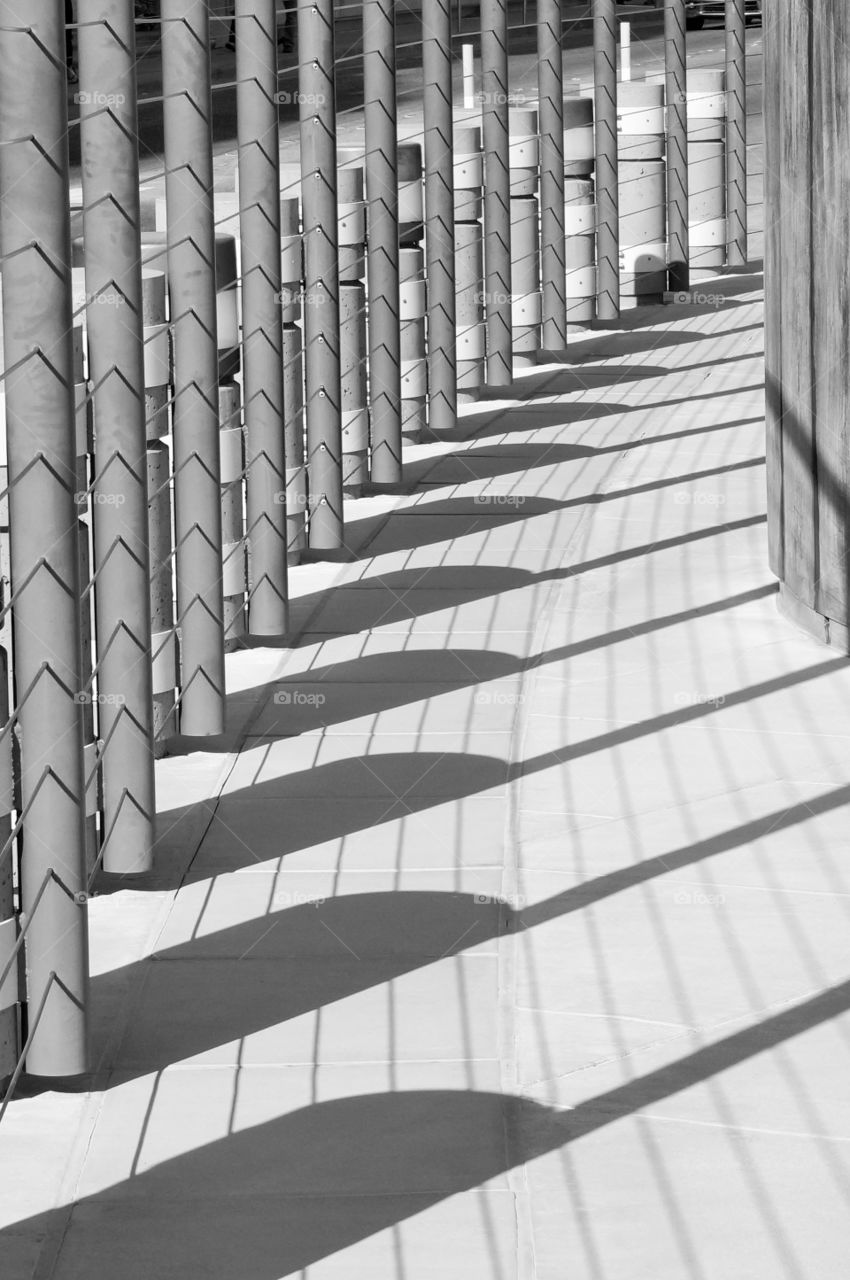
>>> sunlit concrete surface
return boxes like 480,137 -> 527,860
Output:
8,26 -> 848,1279
5,257 -> 850,1277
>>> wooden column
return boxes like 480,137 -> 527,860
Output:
765,0 -> 850,646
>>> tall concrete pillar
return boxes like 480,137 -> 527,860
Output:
765,1 -> 850,644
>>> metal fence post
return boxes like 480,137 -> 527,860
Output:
0,0 -> 89,1074
77,0 -> 156,874
161,0 -> 226,735
537,0 -> 567,349
422,0 -> 457,434
363,0 -> 403,484
593,0 -> 620,318
664,0 -> 689,292
236,0 -> 288,633
298,0 -> 344,549
481,0 -> 512,385
725,0 -> 747,265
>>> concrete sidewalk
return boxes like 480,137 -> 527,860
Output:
4,255 -> 850,1278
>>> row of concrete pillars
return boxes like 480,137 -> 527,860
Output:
0,0 -> 750,1081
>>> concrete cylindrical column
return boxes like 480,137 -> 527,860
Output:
481,0 -> 513,385
593,0 -> 620,318
139,269 -> 177,749
398,142 -> 424,247
764,1 -> 850,644
147,440 -> 178,748
339,283 -> 369,491
280,197 -> 306,562
337,163 -> 369,491
509,106 -> 541,366
399,247 -> 428,439
162,0 -> 226,736
618,81 -> 667,305
297,0 -> 343,549
725,0 -> 747,266
564,178 -> 597,328
422,0 -> 457,434
563,95 -> 596,329
219,383 -> 246,650
454,126 -> 485,401
398,143 -> 427,439
687,70 -> 727,280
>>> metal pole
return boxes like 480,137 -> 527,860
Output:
481,0 -> 512,385
298,0 -> 344,548
0,0 -> 89,1074
77,0 -> 155,874
161,0 -> 226,734
363,0 -> 403,484
422,0 -> 457,435
537,0 -> 567,349
593,0 -> 620,318
725,0 -> 748,265
665,0 -> 689,292
236,0 -> 288,632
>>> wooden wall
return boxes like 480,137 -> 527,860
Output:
765,0 -> 850,642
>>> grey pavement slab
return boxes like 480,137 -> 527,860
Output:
10,123 -> 849,1276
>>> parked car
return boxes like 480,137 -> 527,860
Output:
685,0 -> 762,29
